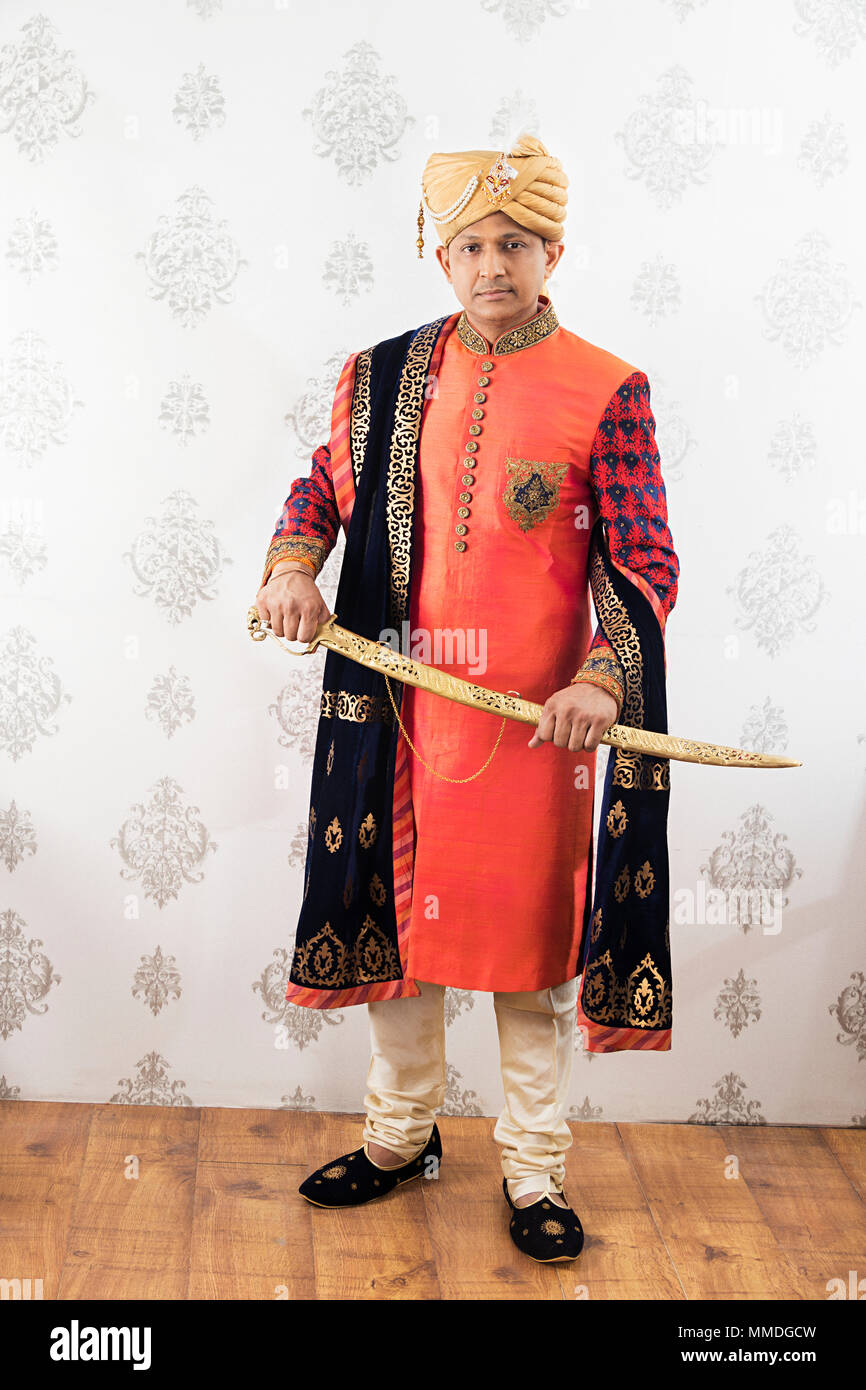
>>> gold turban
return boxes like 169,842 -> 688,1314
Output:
417,134 -> 568,257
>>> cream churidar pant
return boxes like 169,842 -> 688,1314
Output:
361,976 -> 579,1201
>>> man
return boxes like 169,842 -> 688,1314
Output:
254,135 -> 679,1264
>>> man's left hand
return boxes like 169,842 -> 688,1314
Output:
528,682 -> 619,752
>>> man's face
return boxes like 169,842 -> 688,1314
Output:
435,210 -> 564,330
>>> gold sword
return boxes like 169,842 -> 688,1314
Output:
246,608 -> 802,769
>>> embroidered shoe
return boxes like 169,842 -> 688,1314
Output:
502,1177 -> 585,1262
298,1123 -> 442,1208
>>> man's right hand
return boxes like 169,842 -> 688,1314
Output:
255,568 -> 331,644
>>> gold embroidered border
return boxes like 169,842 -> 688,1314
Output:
354,913 -> 399,981
588,539 -> 643,728
495,301 -> 559,355
350,347 -> 373,487
291,911 -> 400,989
320,690 -> 395,724
570,648 -> 625,713
572,648 -> 625,687
387,317 -> 449,630
456,315 -> 487,354
587,535 -> 674,790
292,914 -> 401,987
455,301 -> 559,356
608,748 -> 670,790
261,534 -> 327,586
581,948 -> 671,1029
570,669 -> 624,711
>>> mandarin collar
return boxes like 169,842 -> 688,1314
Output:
455,293 -> 559,357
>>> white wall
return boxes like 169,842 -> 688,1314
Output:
1,0 -> 863,1125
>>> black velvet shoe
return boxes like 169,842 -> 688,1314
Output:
298,1123 -> 442,1208
503,1177 -> 585,1262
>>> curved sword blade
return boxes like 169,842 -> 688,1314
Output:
247,608 -> 802,769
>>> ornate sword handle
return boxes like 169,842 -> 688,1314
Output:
246,605 -> 338,656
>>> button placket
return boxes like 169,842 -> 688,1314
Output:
453,358 -> 495,554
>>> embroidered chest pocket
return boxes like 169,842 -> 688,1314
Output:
500,455 -> 570,533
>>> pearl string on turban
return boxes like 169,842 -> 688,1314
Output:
417,134 -> 568,257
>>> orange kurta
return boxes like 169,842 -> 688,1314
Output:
398,298 -> 637,992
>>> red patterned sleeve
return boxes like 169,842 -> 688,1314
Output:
570,370 -> 680,719
259,443 -> 340,588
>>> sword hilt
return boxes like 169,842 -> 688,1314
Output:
247,605 -> 338,655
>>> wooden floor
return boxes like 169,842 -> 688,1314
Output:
1,1100 -> 864,1300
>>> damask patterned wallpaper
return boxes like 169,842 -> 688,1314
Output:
1,0 -> 863,1126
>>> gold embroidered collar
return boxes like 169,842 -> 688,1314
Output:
455,295 -> 559,357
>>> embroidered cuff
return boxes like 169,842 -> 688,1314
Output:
261,535 -> 329,587
569,648 -> 625,722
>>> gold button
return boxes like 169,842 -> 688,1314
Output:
463,457 -> 476,468
461,474 -> 475,485
455,523 -> 468,536
454,540 -> 467,552
468,424 -> 481,436
457,506 -> 470,518
477,375 -> 490,387
471,408 -> 484,420
473,392 -> 486,403
465,440 -> 478,452
459,491 -> 471,502
481,360 -> 494,371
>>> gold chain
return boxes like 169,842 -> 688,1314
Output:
384,676 -> 508,784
